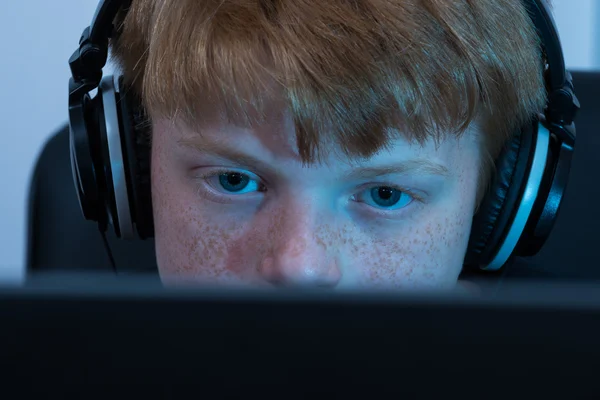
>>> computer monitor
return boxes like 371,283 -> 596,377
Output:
1,273 -> 599,398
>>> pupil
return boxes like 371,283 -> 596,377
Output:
228,173 -> 243,185
378,187 -> 393,200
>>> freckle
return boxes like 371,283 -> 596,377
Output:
316,235 -> 327,249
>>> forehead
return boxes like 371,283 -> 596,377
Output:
159,98 -> 480,170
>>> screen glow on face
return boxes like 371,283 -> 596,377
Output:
150,114 -> 480,291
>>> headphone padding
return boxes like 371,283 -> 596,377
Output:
464,121 -> 536,268
117,81 -> 154,239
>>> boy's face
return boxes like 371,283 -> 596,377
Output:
150,100 -> 481,290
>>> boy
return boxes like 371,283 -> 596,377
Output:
109,0 -> 546,289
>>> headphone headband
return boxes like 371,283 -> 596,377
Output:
525,1 -> 565,90
68,0 -> 130,88
89,0 -> 131,44
524,1 -> 578,148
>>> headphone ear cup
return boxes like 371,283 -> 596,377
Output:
70,91 -> 110,231
465,121 -> 536,270
116,77 -> 154,239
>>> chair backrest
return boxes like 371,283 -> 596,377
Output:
508,71 -> 600,280
26,126 -> 157,274
26,71 -> 599,280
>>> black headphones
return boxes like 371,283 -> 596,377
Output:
68,0 -> 579,271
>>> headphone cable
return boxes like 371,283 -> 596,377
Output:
100,230 -> 118,274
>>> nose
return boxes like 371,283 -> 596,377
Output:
258,210 -> 342,288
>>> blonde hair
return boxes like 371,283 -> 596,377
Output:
110,0 -> 548,207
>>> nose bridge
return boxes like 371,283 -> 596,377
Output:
274,199 -> 327,267
260,197 -> 341,287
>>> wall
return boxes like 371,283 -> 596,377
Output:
0,0 -> 598,281
552,0 -> 598,68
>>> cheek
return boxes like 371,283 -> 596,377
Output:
151,141 -> 274,283
347,215 -> 471,289
354,182 -> 476,289
152,168 -> 241,282
151,137 -> 231,282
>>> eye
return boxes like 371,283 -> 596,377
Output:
210,171 -> 264,195
355,186 -> 414,211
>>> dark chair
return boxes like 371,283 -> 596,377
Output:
507,71 -> 600,281
26,71 -> 600,280
25,126 -> 157,275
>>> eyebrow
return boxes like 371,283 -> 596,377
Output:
178,138 -> 450,179
341,160 -> 449,180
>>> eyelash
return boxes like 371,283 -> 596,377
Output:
194,168 -> 425,215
